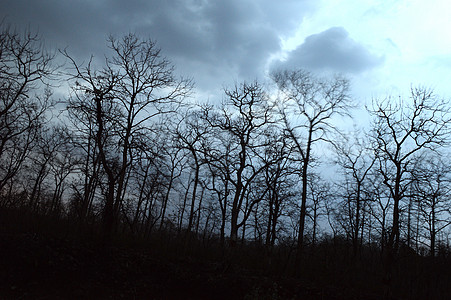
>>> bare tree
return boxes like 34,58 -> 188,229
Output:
368,87 -> 450,289
36,125 -> 77,216
271,69 -> 352,267
27,126 -> 61,212
65,33 -> 192,241
366,174 -> 392,256
174,108 -> 210,233
262,130 -> 297,248
120,132 -> 165,236
202,81 -> 273,246
158,128 -> 185,232
306,174 -> 329,248
67,92 -> 103,223
0,24 -> 56,194
411,154 -> 451,257
333,130 -> 375,257
203,132 -> 233,246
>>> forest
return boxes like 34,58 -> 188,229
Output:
1,25 -> 451,299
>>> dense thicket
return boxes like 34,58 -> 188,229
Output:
2,27 -> 451,299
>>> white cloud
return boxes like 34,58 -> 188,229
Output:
272,27 -> 384,74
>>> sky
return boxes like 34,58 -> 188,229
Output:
2,0 -> 451,109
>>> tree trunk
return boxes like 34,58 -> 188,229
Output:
187,152 -> 200,232
295,126 -> 312,271
195,186 -> 204,235
353,183 -> 361,257
159,170 -> 174,231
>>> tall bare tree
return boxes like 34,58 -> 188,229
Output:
202,131 -> 233,246
202,81 -> 273,246
368,87 -> 450,289
333,130 -> 375,257
174,108 -> 210,233
271,69 -> 352,267
67,91 -> 103,223
306,174 -> 329,248
65,33 -> 192,240
0,24 -> 55,194
411,154 -> 451,257
261,130 -> 296,248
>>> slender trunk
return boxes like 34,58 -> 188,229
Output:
271,196 -> 279,246
230,173 -> 243,247
297,165 -> 308,251
360,202 -> 366,251
241,221 -> 246,244
50,177 -> 61,215
195,186 -> 204,235
159,170 -> 174,231
80,136 -> 98,222
220,207 -> 226,246
132,163 -> 151,234
380,207 -> 386,257
94,92 -> 118,243
178,180 -> 191,234
144,196 -> 155,238
202,208 -> 212,243
80,156 -> 100,222
295,126 -> 313,271
253,203 -> 259,242
406,195 -> 412,248
353,183 -> 361,257
29,163 -> 48,210
187,151 -> 199,232
113,97 -> 134,226
312,202 -> 318,247
266,189 -> 274,246
384,164 -> 402,296
431,200 -> 436,257
230,204 -> 239,246
230,139 -> 246,247
220,181 -> 228,247
103,180 -> 116,243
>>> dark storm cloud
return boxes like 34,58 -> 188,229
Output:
1,0 -> 313,92
273,27 -> 384,74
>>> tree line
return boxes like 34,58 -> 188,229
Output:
2,26 -> 451,290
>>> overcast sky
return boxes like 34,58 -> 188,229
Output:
2,0 -> 451,106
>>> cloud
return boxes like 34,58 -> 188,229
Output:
133,0 -> 283,85
0,0 -> 315,94
272,27 -> 384,74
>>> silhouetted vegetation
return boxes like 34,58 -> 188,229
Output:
1,24 -> 451,299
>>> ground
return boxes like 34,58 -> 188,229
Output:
0,232 -> 385,299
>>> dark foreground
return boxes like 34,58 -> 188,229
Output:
1,211 -> 450,299
0,233 -> 377,300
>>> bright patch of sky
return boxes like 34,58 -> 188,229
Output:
277,0 -> 451,102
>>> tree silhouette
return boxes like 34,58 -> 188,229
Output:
411,154 -> 451,257
272,69 -> 352,270
368,87 -> 451,292
64,33 -> 192,241
333,129 -> 375,257
202,81 -> 273,246
0,25 -> 55,195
